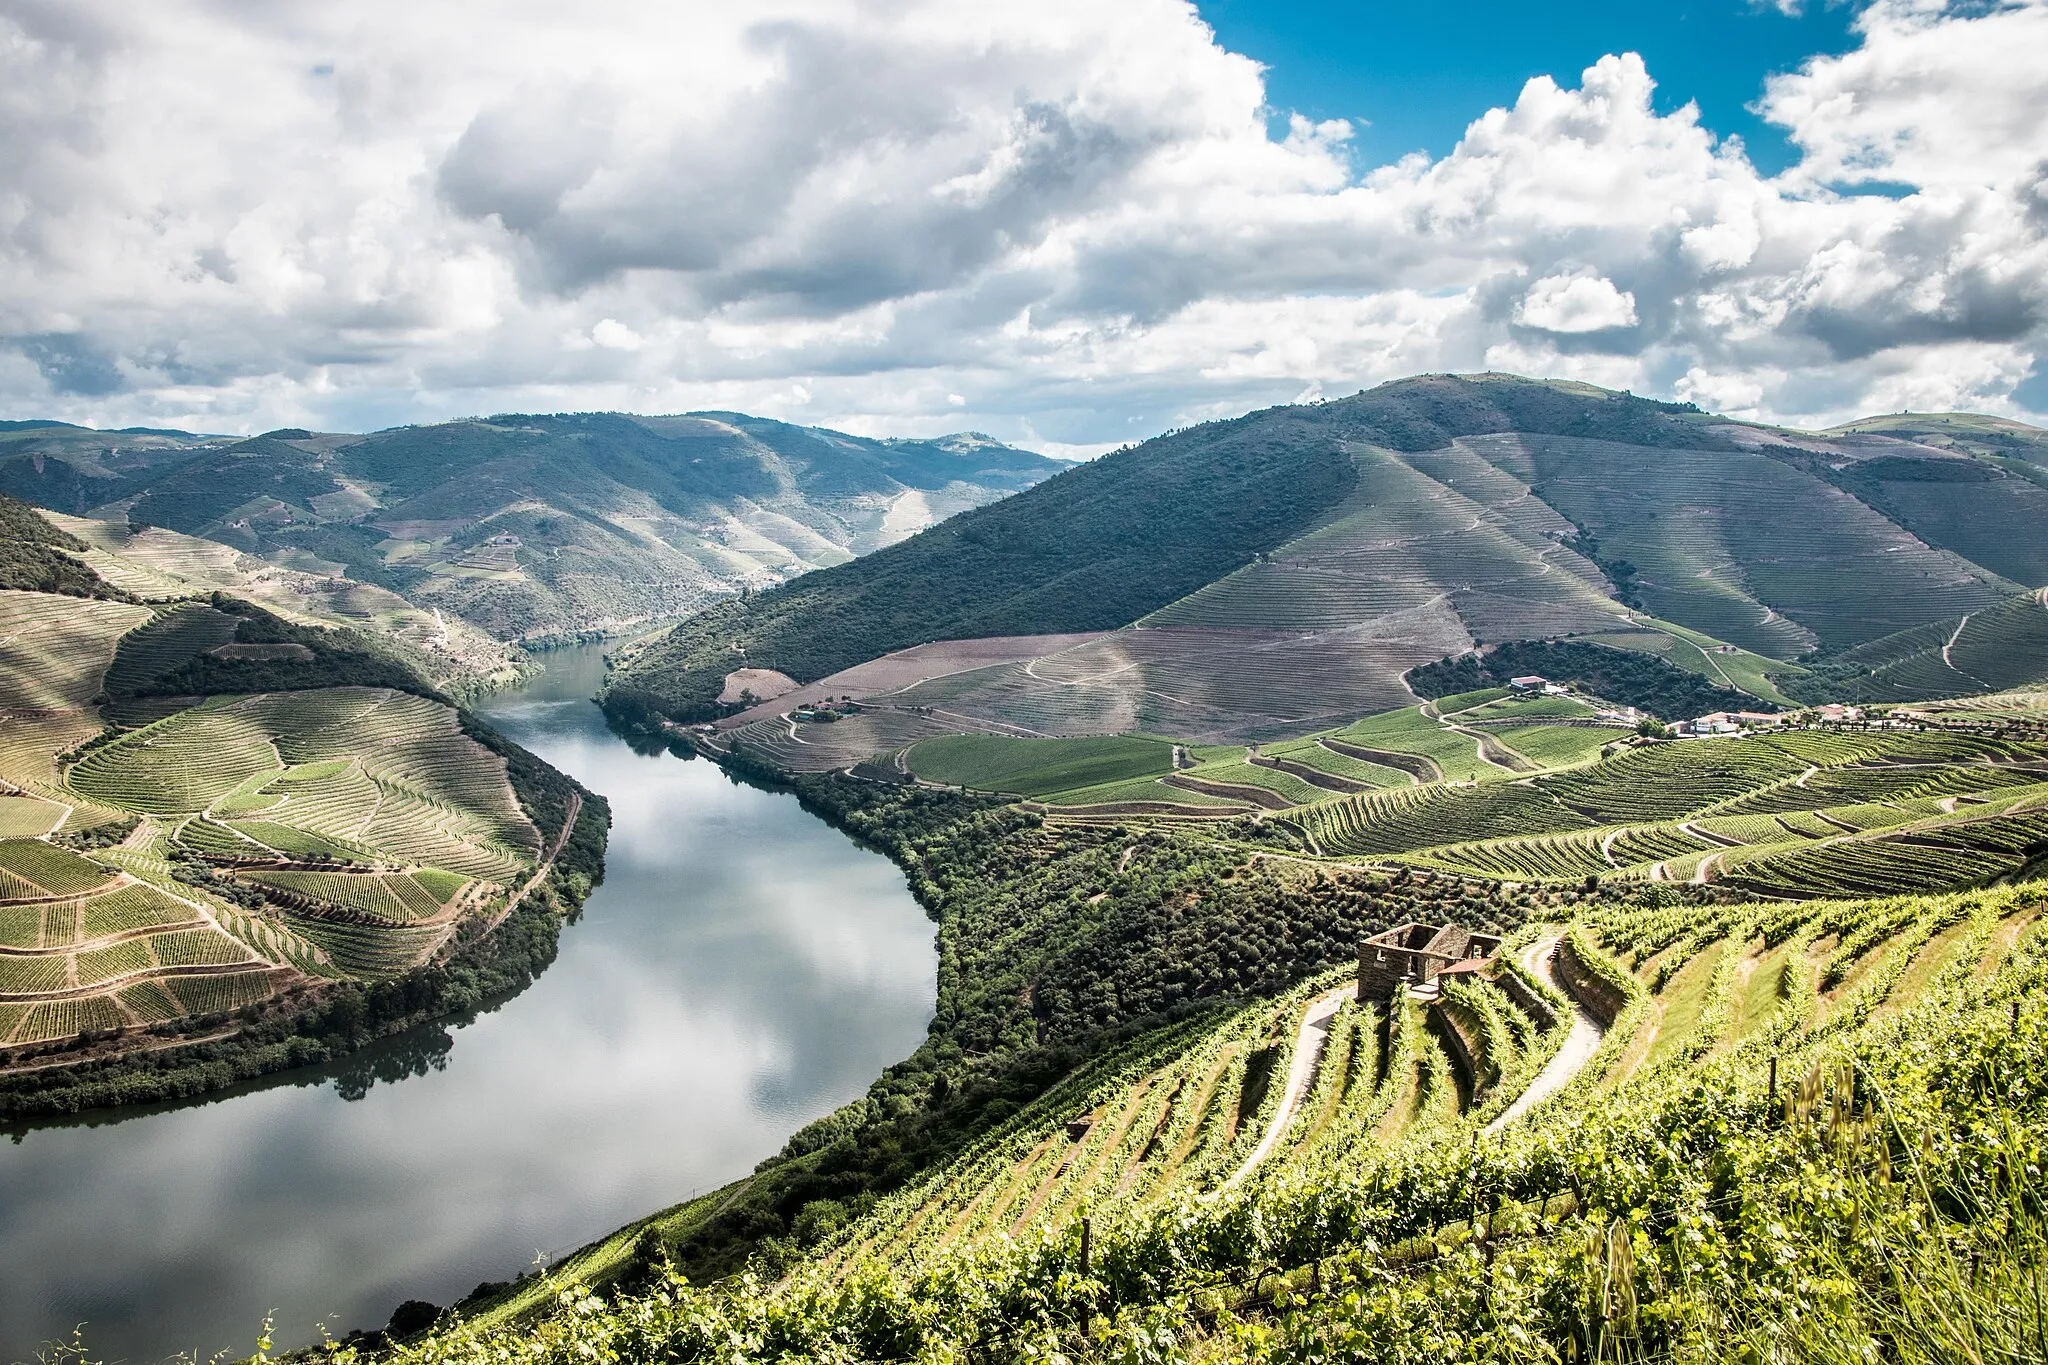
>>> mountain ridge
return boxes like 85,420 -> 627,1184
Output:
0,411 -> 1065,646
605,373 -> 2048,738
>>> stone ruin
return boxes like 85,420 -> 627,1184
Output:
1355,922 -> 1504,1001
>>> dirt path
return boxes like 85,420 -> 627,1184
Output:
464,790 -> 582,948
1485,936 -> 1606,1133
1215,984 -> 1354,1191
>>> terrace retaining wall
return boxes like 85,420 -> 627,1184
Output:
1428,997 -> 1496,1100
1556,936 -> 1628,1027
1495,966 -> 1561,1031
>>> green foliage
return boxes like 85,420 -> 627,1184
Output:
1409,638 -> 1775,717
550,756 -> 1528,1289
0,490 -> 128,600
369,880 -> 2048,1365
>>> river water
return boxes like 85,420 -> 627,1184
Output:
0,644 -> 938,1363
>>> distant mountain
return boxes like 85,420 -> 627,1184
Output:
604,374 -> 2048,742
0,413 -> 1064,644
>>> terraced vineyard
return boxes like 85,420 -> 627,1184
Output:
0,589 -> 151,711
467,870 -> 2048,1365
71,687 -> 539,881
868,681 -> 2048,901
1281,722 -> 2048,894
0,589 -> 568,1079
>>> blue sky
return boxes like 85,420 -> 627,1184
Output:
1198,0 -> 1863,174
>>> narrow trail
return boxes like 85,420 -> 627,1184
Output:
1486,936 -> 1607,1133
1942,612 -> 1973,671
466,790 -> 583,948
1215,984 -> 1354,1192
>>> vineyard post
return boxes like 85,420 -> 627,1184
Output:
1767,1056 -> 1777,1118
1469,1131 -> 1479,1234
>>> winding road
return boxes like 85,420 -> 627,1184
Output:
1485,936 -> 1606,1133
1216,983 -> 1355,1191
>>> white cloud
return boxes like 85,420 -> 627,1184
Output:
0,0 -> 2044,442
590,319 -> 642,351
1515,272 -> 1639,333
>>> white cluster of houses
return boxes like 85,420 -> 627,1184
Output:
1671,702 -> 1863,736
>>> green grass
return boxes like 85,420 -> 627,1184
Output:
905,735 -> 1175,796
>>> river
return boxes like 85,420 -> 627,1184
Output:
0,644 -> 938,1363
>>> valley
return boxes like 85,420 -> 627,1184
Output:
5,376 -> 2048,1364
606,375 -> 2048,739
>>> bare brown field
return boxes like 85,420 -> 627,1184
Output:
717,633 -> 1108,728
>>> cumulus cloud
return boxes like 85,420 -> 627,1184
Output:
1515,273 -> 1640,334
0,0 -> 2044,444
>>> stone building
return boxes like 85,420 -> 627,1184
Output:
1356,922 -> 1503,1001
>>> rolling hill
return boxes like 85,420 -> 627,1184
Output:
0,413 -> 1063,646
0,497 -> 608,1117
606,374 -> 2048,742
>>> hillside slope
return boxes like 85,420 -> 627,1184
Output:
607,374 -> 2041,737
0,500 -> 608,1117
0,413 -> 1061,645
397,757 -> 2048,1364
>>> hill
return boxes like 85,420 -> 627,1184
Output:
380,739 -> 2048,1365
0,499 -> 608,1118
0,413 -> 1062,645
1785,587 -> 2048,703
605,374 -> 2045,740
